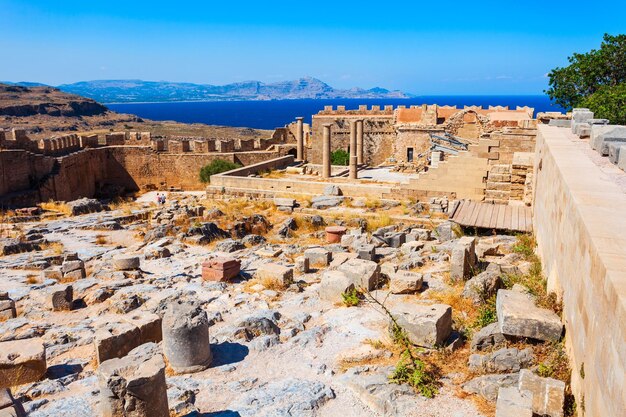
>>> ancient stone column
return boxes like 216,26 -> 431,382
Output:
162,302 -> 212,373
296,117 -> 304,161
98,343 -> 169,417
349,119 -> 358,179
349,155 -> 358,180
356,119 -> 364,165
322,123 -> 332,178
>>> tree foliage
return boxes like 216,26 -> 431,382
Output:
331,149 -> 350,166
199,159 -> 241,183
546,33 -> 626,123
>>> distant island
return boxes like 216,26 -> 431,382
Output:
2,77 -> 411,103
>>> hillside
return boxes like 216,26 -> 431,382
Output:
57,77 -> 411,103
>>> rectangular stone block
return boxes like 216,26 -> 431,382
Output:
202,257 -> 241,282
304,247 -> 332,267
392,303 -> 452,347
94,321 -> 141,364
608,142 -> 626,165
495,387 -> 533,417
0,338 -> 47,388
518,369 -> 565,417
123,313 -> 163,345
496,290 -> 563,342
255,262 -> 294,286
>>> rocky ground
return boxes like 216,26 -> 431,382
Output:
0,194 -> 571,417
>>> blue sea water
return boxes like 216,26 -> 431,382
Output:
107,96 -> 564,130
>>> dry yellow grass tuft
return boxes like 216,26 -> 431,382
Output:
41,240 -> 64,255
95,234 -> 109,245
40,200 -> 71,216
26,274 -> 41,284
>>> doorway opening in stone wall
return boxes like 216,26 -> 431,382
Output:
407,147 -> 414,162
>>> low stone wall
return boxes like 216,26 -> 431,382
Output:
210,155 -> 394,198
533,125 -> 626,416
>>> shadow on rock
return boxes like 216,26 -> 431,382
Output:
210,342 -> 249,367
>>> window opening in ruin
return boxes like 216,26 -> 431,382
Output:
407,147 -> 414,162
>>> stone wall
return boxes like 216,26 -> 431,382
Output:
533,125 -> 626,417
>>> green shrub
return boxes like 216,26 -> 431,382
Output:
331,149 -> 350,166
199,159 -> 241,183
341,288 -> 361,307
473,296 -> 497,329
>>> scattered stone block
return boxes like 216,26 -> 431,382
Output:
162,302 -> 212,373
0,293 -> 16,321
295,256 -> 310,273
337,258 -> 381,290
325,226 -> 347,243
379,262 -> 398,279
0,388 -> 25,417
94,321 -> 142,364
471,322 -> 506,351
201,257 -> 240,282
518,369 -> 565,417
42,267 -> 63,281
496,289 -> 563,342
304,247 -> 332,268
435,221 -> 455,242
384,232 -> 405,248
495,387 -> 533,417
323,185 -> 342,196
400,240 -> 423,255
357,244 -> 376,261
391,303 -> 452,348
273,198 -> 296,211
463,263 -> 503,303
450,236 -> 477,281
608,142 -> 626,164
123,313 -> 163,345
318,270 -> 355,304
98,343 -> 169,417
0,338 -> 47,388
389,271 -> 423,294
113,255 -> 140,271
462,373 -> 520,402
469,347 -> 534,374
256,263 -> 294,287
311,196 -> 344,209
47,284 -> 73,311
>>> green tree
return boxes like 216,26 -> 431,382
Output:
546,33 -> 626,124
199,159 -> 241,183
331,149 -> 350,165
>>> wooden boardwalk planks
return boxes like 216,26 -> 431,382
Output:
450,200 -> 532,232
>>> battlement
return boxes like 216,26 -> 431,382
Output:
315,104 -> 535,118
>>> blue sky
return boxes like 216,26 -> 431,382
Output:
1,0 -> 625,94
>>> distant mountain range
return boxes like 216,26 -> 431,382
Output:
2,77 -> 411,103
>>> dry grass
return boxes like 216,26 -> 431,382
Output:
40,200 -> 71,216
456,391 -> 497,416
260,169 -> 286,179
26,274 -> 41,284
95,234 -> 109,245
427,286 -> 479,334
41,240 -> 64,255
259,275 -> 287,291
365,213 -> 392,232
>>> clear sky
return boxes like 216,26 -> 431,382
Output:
1,0 -> 625,95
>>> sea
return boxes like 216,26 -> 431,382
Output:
107,96 -> 564,130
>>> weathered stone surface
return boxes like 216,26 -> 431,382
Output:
112,255 -> 140,271
337,258 -> 380,291
323,185 -> 342,196
162,302 -> 211,373
496,290 -> 563,342
435,221 -> 455,242
463,263 -> 503,303
311,196 -> 344,209
47,284 -> 73,311
235,310 -> 281,340
255,263 -> 294,287
201,257 -> 240,282
0,338 -> 46,388
384,232 -> 405,248
495,387 -> 533,417
304,247 -> 332,268
318,270 -> 355,304
389,271 -> 423,294
518,369 -> 565,417
391,303 -> 452,348
400,240 -> 423,255
0,293 -> 16,321
273,197 -> 296,208
357,244 -> 376,261
462,373 -> 520,402
67,198 -> 105,215
471,322 -> 506,351
295,256 -> 310,273
94,321 -> 141,364
469,347 -> 534,374
98,342 -> 169,417
450,236 -> 477,281
277,218 -> 297,238
123,313 -> 162,345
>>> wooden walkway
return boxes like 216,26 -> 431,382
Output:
450,200 -> 532,232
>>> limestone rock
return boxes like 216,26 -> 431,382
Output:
162,302 -> 212,373
469,347 -> 534,374
495,387 -> 533,417
337,258 -> 380,291
462,373 -> 520,402
311,196 -> 344,209
318,270 -> 355,304
0,338 -> 47,389
67,198 -> 105,216
518,369 -> 565,417
450,236 -> 477,281
0,293 -> 16,321
389,271 -> 423,294
304,247 -> 332,268
471,322 -> 506,351
112,255 -> 140,271
47,284 -> 73,311
98,342 -> 169,417
94,321 -> 142,364
463,263 -> 503,304
391,303 -> 452,348
255,263 -> 294,287
496,290 -> 563,342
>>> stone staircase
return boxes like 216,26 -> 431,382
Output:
391,144 -> 489,201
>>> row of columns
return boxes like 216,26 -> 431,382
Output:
321,119 -> 364,179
